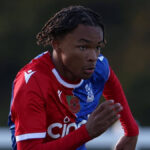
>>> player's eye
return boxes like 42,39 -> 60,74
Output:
79,46 -> 87,51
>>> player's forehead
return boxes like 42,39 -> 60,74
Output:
67,24 -> 104,44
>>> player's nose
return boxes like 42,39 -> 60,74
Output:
87,49 -> 98,62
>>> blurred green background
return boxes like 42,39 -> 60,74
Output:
0,0 -> 150,127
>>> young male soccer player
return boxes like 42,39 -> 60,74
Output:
8,5 -> 139,150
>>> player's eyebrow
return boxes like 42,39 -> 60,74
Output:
78,38 -> 103,44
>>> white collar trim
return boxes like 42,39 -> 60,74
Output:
52,68 -> 83,88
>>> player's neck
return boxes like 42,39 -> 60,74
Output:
52,51 -> 81,83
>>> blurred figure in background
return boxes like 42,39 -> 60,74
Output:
8,5 -> 139,150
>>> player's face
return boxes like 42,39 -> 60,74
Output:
53,24 -> 104,81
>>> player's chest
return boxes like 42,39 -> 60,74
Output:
44,87 -> 81,139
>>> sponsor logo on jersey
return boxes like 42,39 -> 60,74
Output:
85,83 -> 94,102
47,116 -> 87,139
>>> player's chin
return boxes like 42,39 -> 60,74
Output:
81,72 -> 93,79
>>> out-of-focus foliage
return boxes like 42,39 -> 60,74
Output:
0,0 -> 149,126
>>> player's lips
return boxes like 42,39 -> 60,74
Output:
84,67 -> 95,74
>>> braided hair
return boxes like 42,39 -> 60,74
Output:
36,5 -> 105,47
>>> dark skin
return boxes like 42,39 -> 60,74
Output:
52,24 -> 103,81
52,24 -> 138,150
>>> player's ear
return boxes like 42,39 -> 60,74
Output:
51,39 -> 60,52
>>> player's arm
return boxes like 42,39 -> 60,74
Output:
15,82 -> 123,149
103,67 -> 139,149
17,124 -> 90,150
13,67 -> 123,150
17,100 -> 123,150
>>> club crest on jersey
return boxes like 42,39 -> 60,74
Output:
66,95 -> 80,113
85,83 -> 94,102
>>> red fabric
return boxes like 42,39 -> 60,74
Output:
11,51 -> 80,139
103,67 -> 139,136
11,52 -> 91,150
17,125 -> 91,150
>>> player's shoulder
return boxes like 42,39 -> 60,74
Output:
93,54 -> 110,81
97,54 -> 109,66
14,51 -> 53,88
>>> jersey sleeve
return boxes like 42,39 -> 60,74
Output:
17,124 -> 91,150
103,67 -> 139,136
11,70 -> 47,141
